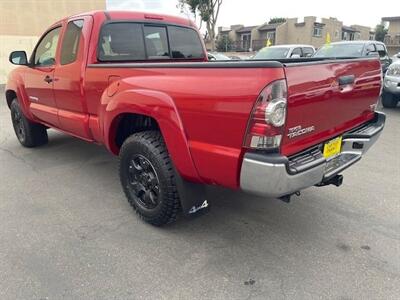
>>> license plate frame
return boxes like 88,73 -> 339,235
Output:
323,136 -> 343,159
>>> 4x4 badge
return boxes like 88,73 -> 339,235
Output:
189,200 -> 209,214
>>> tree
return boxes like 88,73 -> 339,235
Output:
375,24 -> 387,42
178,0 -> 203,30
216,35 -> 233,52
268,17 -> 286,24
178,0 -> 223,50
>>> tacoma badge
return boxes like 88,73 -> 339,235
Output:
287,125 -> 315,139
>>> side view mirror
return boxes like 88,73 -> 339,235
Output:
9,51 -> 28,65
305,53 -> 313,58
291,54 -> 301,59
397,53 -> 400,58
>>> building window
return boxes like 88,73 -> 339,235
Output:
335,30 -> 339,38
241,33 -> 251,51
313,27 -> 322,37
354,32 -> 361,40
266,31 -> 275,44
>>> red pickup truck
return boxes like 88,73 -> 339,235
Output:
6,11 -> 385,226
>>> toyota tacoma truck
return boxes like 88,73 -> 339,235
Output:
5,11 -> 385,226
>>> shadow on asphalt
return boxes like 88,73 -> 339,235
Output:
10,129 -> 322,244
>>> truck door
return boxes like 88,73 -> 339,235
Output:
53,16 -> 93,140
24,26 -> 61,126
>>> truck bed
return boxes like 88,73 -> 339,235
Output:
85,57 -> 382,188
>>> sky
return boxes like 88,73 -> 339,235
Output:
106,0 -> 398,29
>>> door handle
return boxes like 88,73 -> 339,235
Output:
44,75 -> 53,84
338,75 -> 355,86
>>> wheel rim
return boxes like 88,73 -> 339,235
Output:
127,154 -> 161,210
11,109 -> 25,142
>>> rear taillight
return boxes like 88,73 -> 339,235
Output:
243,79 -> 287,150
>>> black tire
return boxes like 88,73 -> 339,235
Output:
119,131 -> 181,226
381,92 -> 398,108
10,99 -> 48,147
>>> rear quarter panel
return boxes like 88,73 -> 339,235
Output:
84,66 -> 285,188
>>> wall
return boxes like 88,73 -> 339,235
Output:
0,0 -> 106,36
273,17 -> 342,48
351,25 -> 373,40
0,0 -> 106,84
385,20 -> 400,56
0,35 -> 38,84
320,17 -> 343,44
387,20 -> 400,35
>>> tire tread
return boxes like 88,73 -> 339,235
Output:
119,131 -> 181,226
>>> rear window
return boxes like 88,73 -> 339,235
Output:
98,22 -> 204,62
168,26 -> 204,59
314,43 -> 365,58
98,23 -> 146,61
253,47 -> 290,59
144,26 -> 170,59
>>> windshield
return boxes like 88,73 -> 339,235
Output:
253,47 -> 290,59
314,43 -> 365,58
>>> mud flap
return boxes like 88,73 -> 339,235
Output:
174,169 -> 210,218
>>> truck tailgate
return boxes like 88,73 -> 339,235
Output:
281,58 -> 382,156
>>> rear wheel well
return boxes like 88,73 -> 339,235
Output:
114,113 -> 160,151
5,90 -> 17,108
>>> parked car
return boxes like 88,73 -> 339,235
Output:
207,52 -> 231,60
314,41 -> 392,74
392,52 -> 400,63
6,11 -> 385,226
228,55 -> 242,60
253,45 -> 316,59
382,60 -> 400,108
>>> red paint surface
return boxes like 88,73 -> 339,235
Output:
5,11 -> 382,190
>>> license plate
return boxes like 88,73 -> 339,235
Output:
323,136 -> 342,159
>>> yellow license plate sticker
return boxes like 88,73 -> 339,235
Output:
323,136 -> 342,159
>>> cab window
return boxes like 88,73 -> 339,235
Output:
291,47 -> 302,57
303,47 -> 314,57
34,27 -> 61,66
375,44 -> 387,58
60,20 -> 84,65
365,44 -> 376,54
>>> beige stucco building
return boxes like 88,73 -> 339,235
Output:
0,0 -> 106,83
382,16 -> 400,56
218,16 -> 375,52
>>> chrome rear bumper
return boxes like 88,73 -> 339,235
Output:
240,112 -> 386,198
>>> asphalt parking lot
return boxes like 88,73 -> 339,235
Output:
0,90 -> 399,300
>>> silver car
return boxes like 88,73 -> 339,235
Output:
253,45 -> 315,59
392,52 -> 400,63
382,61 -> 400,108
